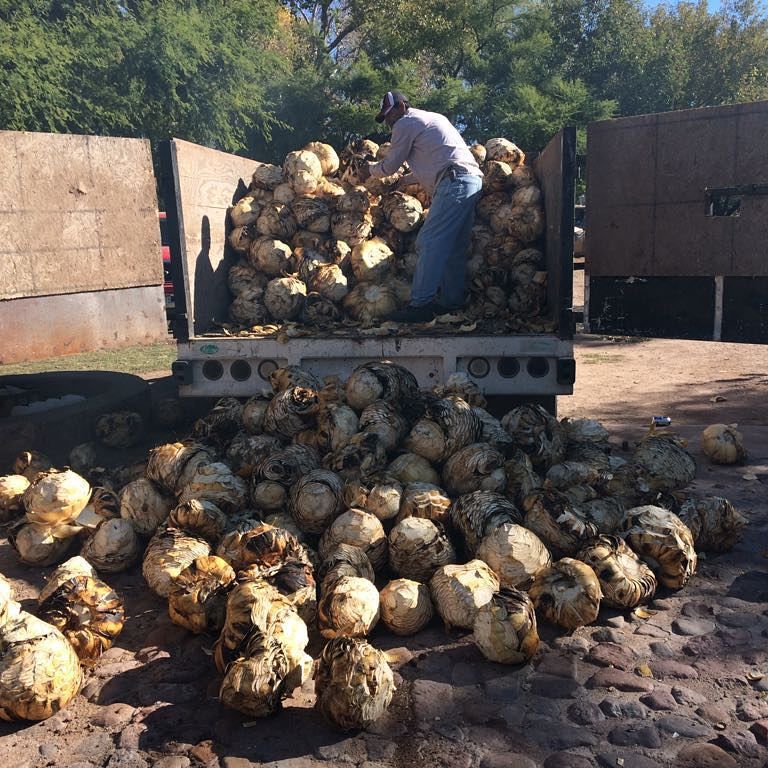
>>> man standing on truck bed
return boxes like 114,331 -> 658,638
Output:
359,90 -> 483,323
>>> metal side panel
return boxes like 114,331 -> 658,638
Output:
174,336 -> 575,398
160,139 -> 257,340
533,127 -> 576,341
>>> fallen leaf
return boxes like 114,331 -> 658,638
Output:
435,312 -> 464,323
459,321 -> 478,332
742,473 -> 758,481
635,662 -> 654,678
710,395 -> 727,402
633,607 -> 655,619
746,670 -> 764,681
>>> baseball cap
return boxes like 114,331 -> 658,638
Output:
375,90 -> 409,123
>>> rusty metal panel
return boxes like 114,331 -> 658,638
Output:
0,286 -> 168,364
587,203 -> 656,275
654,112 -> 738,204
587,118 -> 657,210
532,127 -> 576,339
0,131 -> 162,301
587,100 -> 768,280
653,202 -> 735,275
168,139 -> 256,337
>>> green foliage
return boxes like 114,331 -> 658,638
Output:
1,0 -> 767,161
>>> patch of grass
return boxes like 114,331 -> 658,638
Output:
580,353 -> 626,364
0,341 -> 177,376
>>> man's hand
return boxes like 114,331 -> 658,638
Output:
358,161 -> 373,182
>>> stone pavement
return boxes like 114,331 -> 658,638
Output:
0,426 -> 766,768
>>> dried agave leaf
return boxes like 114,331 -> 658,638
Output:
379,579 -> 433,636
315,636 -> 394,731
473,587 -> 539,664
429,560 -> 499,630
388,517 -> 456,583
476,522 -> 551,590
528,557 -> 602,630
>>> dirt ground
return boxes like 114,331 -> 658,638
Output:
1,328 -> 767,768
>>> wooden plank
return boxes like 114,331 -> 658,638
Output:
170,139 -> 258,335
0,131 -> 161,301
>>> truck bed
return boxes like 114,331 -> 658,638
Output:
161,130 -> 576,398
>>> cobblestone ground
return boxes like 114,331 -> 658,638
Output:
1,358 -> 767,768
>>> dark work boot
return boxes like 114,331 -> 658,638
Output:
384,303 -> 438,323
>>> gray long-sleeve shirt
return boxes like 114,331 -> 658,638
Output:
369,108 -> 482,195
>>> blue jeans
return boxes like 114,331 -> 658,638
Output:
411,171 -> 483,308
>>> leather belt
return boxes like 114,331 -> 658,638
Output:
435,163 -> 471,187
